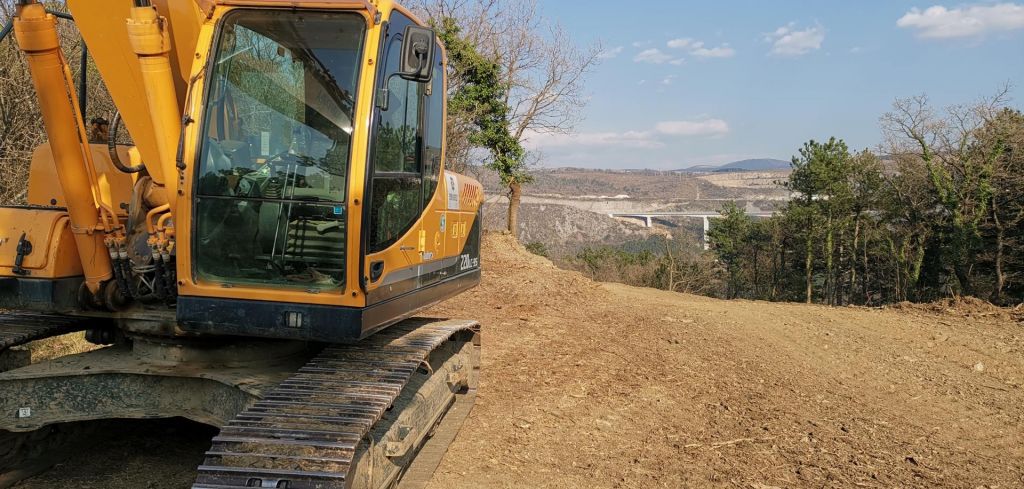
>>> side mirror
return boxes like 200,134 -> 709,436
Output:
399,25 -> 436,83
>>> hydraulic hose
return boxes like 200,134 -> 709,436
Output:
0,21 -> 12,43
108,111 -> 146,173
44,9 -> 73,21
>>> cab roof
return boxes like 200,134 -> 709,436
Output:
194,0 -> 377,19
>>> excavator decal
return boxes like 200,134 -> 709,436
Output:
446,172 -> 461,210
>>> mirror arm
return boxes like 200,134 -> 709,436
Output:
377,73 -> 403,111
377,86 -> 390,112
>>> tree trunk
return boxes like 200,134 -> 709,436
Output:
954,266 -> 972,298
992,200 -> 1006,304
888,237 -> 902,302
805,236 -> 814,304
506,181 -> 522,237
911,237 -> 927,300
950,222 -> 974,298
664,238 -> 678,292
752,248 -> 760,299
770,248 -> 778,301
837,229 -> 845,306
825,225 -> 834,306
851,217 -> 860,304
862,223 -> 870,304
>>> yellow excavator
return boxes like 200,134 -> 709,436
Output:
0,0 -> 483,487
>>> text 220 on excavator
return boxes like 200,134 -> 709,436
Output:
0,0 -> 483,487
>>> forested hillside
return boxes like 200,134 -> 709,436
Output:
551,91 -> 1023,308
708,92 -> 1023,306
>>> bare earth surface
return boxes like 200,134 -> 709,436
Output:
425,235 -> 1024,489
14,234 -> 1024,488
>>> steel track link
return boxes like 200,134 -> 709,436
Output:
192,319 -> 479,489
0,312 -> 91,354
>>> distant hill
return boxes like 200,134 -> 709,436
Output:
471,164 -> 791,201
682,158 -> 791,173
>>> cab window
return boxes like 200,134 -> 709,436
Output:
422,43 -> 445,207
368,13 -> 430,253
193,10 -> 364,290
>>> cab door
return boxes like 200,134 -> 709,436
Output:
364,11 -> 431,299
419,39 -> 447,287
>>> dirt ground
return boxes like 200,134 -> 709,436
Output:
12,234 -> 1024,488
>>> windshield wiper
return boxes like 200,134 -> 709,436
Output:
294,196 -> 344,204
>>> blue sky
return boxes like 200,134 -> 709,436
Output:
524,1 -> 1024,170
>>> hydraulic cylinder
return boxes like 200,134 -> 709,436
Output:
126,4 -> 181,217
13,1 -> 113,293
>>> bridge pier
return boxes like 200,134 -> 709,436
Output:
607,211 -> 775,251
703,217 -> 711,251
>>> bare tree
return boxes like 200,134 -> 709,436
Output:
0,0 -> 117,205
0,1 -> 42,204
412,0 -> 601,236
974,106 -> 1024,302
880,86 -> 1013,296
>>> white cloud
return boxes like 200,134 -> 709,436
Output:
766,23 -> 826,56
632,40 -> 652,48
598,46 -> 624,59
524,131 -> 664,150
667,38 -> 694,49
660,75 -> 678,86
655,119 -> 730,137
524,118 -> 731,152
691,43 -> 737,58
667,39 -> 737,59
897,3 -> 1024,39
633,48 -> 683,65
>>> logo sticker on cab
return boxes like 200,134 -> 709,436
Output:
445,173 -> 460,210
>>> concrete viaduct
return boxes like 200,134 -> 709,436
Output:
608,211 -> 776,250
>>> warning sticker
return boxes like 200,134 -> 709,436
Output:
445,173 -> 460,210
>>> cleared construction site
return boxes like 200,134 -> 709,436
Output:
10,234 -> 1024,488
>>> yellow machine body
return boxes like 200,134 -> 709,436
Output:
0,209 -> 81,279
27,143 -> 138,210
0,4 -> 485,486
2,0 -> 484,343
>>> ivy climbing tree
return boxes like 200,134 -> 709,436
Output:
437,17 -> 529,234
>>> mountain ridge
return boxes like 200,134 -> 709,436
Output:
681,158 -> 791,173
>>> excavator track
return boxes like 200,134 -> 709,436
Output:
0,312 -> 90,355
193,319 -> 479,489
0,312 -> 97,487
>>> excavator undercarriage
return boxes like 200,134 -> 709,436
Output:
0,317 -> 480,488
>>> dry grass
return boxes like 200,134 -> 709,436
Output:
24,332 -> 100,363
